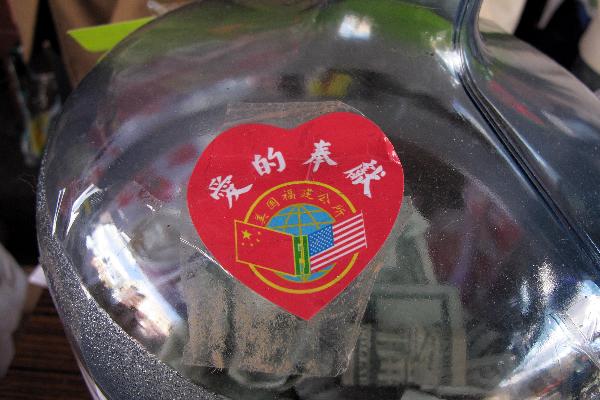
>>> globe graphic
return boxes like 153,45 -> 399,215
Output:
267,204 -> 335,282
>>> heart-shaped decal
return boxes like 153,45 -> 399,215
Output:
188,112 -> 403,319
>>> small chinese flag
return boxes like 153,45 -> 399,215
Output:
235,221 -> 309,275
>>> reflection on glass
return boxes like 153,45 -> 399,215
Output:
86,222 -> 181,343
338,14 -> 372,40
499,281 -> 600,397
40,1 -> 600,398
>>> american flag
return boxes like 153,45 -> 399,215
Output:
307,213 -> 367,271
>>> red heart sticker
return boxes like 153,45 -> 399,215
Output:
188,112 -> 404,319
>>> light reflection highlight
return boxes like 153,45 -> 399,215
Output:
338,14 -> 373,40
86,222 -> 180,339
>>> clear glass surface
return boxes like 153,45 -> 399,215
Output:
39,1 -> 600,398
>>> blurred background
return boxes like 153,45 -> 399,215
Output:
0,0 -> 598,398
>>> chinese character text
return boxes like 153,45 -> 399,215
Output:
333,204 -> 346,217
304,139 -> 337,172
208,175 -> 253,208
252,147 -> 286,176
266,197 -> 280,210
344,160 -> 386,198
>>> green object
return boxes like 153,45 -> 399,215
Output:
67,17 -> 155,53
293,235 -> 311,276
317,0 -> 451,45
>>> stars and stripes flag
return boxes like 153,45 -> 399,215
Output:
308,213 -> 367,271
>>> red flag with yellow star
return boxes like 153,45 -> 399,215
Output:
235,221 -> 302,275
